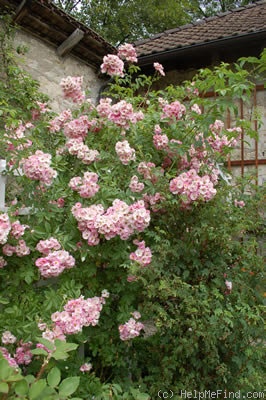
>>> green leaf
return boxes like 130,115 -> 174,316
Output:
0,298 -> 9,304
6,373 -> 24,382
70,398 -> 83,400
36,338 -> 55,351
136,394 -> 150,400
0,359 -> 13,380
25,375 -> 35,385
0,382 -> 9,394
31,348 -> 48,356
47,367 -> 61,388
130,387 -> 150,400
29,379 -> 47,400
54,340 -> 78,353
58,377 -> 80,397
51,350 -> 69,361
14,379 -> 29,396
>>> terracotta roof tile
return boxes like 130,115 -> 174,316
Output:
134,1 -> 266,57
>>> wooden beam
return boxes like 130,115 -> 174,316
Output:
13,0 -> 29,23
57,28 -> 84,57
226,159 -> 266,167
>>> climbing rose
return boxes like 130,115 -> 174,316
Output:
21,150 -> 57,186
161,100 -> 186,120
36,237 -> 61,255
234,199 -> 245,208
63,115 -> 91,140
153,133 -> 169,150
1,331 -> 17,345
10,220 -> 28,239
66,139 -> 100,165
0,347 -> 18,368
191,103 -> 202,114
69,172 -> 99,199
80,363 -> 92,372
51,294 -> 106,335
35,250 -> 75,278
14,240 -> 31,257
169,169 -> 217,205
154,62 -> 165,76
60,76 -> 85,103
129,175 -> 144,193
115,140 -> 136,165
118,43 -> 138,63
108,100 -> 144,129
49,109 -> 72,132
14,341 -> 33,365
119,316 -> 144,341
137,162 -> 156,180
0,213 -> 11,244
101,55 -> 124,77
130,240 -> 152,267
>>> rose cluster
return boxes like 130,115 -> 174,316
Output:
119,312 -> 144,341
36,237 -> 61,255
129,239 -> 152,267
35,238 -> 75,278
0,213 -> 11,245
115,140 -> 136,165
72,199 -> 150,246
161,100 -> 186,121
13,341 -> 33,365
63,115 -> 91,139
50,293 -> 108,335
21,150 -> 57,186
2,240 -> 30,258
137,161 -> 156,180
0,347 -> 18,368
208,120 -> 241,152
101,54 -> 124,77
49,109 -> 72,133
153,132 -> 169,150
0,332 -> 33,367
101,43 -> 137,77
97,99 -> 144,130
69,172 -> 99,199
117,43 -> 138,63
142,192 -> 164,212
66,138 -> 100,165
129,175 -> 144,193
169,168 -> 217,206
60,76 -> 85,103
10,220 -> 28,239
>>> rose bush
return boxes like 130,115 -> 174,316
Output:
0,19 -> 265,398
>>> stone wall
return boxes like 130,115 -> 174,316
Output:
13,28 -> 106,111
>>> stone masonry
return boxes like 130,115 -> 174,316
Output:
13,28 -> 105,111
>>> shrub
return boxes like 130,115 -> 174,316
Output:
0,31 -> 265,398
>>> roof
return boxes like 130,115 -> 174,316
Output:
134,1 -> 266,70
0,0 -> 116,70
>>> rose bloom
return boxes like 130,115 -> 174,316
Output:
1,330 -> 17,344
80,363 -> 92,372
117,43 -> 138,63
101,55 -> 124,77
154,62 -> 165,76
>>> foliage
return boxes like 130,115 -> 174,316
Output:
0,23 -> 265,399
52,0 -> 258,44
186,0 -> 259,19
0,14 -> 48,158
